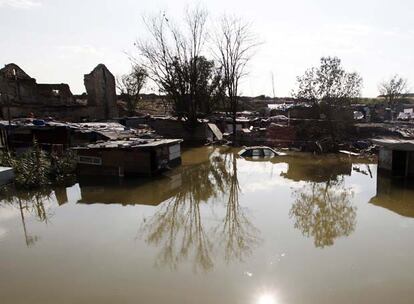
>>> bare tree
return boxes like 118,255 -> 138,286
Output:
378,74 -> 409,109
214,15 -> 259,136
133,7 -> 223,126
116,65 -> 147,116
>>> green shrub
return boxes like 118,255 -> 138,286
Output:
50,150 -> 77,183
0,142 -> 76,189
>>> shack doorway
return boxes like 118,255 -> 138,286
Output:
392,150 -> 408,177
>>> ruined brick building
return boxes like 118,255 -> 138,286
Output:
0,63 -> 119,121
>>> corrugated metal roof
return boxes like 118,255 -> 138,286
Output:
372,138 -> 414,151
74,138 -> 182,150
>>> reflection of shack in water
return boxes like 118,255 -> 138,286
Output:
369,173 -> 414,218
280,154 -> 353,183
76,146 -> 230,207
77,173 -> 182,206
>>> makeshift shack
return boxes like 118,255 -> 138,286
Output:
369,174 -> 414,217
373,138 -> 414,178
74,138 -> 183,177
0,119 -> 142,152
0,166 -> 14,186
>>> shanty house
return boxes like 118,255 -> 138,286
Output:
0,120 -> 141,152
373,138 -> 414,178
74,138 -> 183,177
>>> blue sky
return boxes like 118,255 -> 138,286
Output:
1,0 -> 413,97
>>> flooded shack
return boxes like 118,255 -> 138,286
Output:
370,174 -> 414,217
0,119 -> 72,152
0,119 -> 150,152
74,138 -> 182,177
373,138 -> 414,178
0,166 -> 14,185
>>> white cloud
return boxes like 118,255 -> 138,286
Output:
0,0 -> 41,9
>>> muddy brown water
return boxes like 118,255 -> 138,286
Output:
1,146 -> 414,304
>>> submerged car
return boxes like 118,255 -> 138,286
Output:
238,146 -> 287,158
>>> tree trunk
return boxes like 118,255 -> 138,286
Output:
232,98 -> 237,144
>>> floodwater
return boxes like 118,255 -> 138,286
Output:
1,147 -> 414,304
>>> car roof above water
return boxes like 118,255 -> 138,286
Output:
238,146 -> 288,157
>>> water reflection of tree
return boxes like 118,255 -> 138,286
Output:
142,192 -> 214,272
140,148 -> 260,272
216,155 -> 260,263
0,187 -> 54,247
289,177 -> 356,248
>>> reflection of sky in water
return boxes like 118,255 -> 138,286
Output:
238,162 -> 301,193
66,184 -> 82,203
1,149 -> 414,304
257,293 -> 277,304
0,206 -> 20,242
0,227 -> 7,240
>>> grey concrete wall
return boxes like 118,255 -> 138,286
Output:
379,148 -> 392,171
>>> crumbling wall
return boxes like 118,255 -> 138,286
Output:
0,63 -> 37,104
378,148 -> 392,171
84,64 -> 119,120
0,64 -> 75,109
37,83 -> 74,106
1,63 -> 120,121
2,105 -> 96,121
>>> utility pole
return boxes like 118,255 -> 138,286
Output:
6,94 -> 11,126
271,72 -> 276,99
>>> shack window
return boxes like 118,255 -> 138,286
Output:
78,155 -> 102,165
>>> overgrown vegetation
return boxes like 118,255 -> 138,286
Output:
378,74 -> 409,109
0,142 -> 76,189
293,56 -> 363,144
293,56 -> 363,106
116,65 -> 148,116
